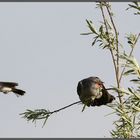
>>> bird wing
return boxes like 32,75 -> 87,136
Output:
77,81 -> 82,96
77,79 -> 90,95
0,82 -> 18,87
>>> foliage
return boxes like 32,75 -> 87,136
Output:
20,109 -> 50,127
81,1 -> 140,138
126,2 -> 140,15
21,2 -> 140,138
20,101 -> 81,127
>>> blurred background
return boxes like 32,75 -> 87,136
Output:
0,2 -> 139,138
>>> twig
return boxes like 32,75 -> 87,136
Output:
20,100 -> 82,127
49,100 -> 82,114
99,2 -> 122,103
21,100 -> 82,121
119,33 -> 140,83
100,3 -> 117,75
105,4 -> 120,87
106,88 -> 115,91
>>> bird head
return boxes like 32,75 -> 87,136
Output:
88,77 -> 104,90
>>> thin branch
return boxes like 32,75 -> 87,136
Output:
21,100 -> 82,121
99,3 -> 117,74
105,4 -> 120,87
49,100 -> 82,114
99,2 -> 122,104
21,100 -> 82,127
106,88 -> 115,91
119,33 -> 140,83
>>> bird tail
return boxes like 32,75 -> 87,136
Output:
12,88 -> 25,96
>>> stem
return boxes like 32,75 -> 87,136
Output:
100,2 -> 122,103
21,101 -> 82,120
106,88 -> 115,90
33,87 -> 115,120
103,3 -> 128,130
105,3 -> 123,105
49,100 -> 82,115
106,4 -> 120,86
119,33 -> 140,83
100,3 -> 117,73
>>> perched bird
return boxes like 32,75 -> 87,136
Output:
77,77 -> 115,107
0,82 -> 25,96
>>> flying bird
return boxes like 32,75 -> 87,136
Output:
77,77 -> 115,107
0,82 -> 25,96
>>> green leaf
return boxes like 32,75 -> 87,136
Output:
128,88 -> 133,93
123,69 -> 135,76
132,105 -> 140,112
99,25 -> 103,34
86,19 -> 98,35
104,111 -> 116,117
130,79 -> 140,82
132,91 -> 140,99
92,36 -> 99,46
121,116 -> 132,126
133,1 -> 139,6
42,114 -> 50,127
116,108 -> 124,114
127,2 -> 140,15
128,4 -> 140,11
80,32 -> 93,35
99,42 -> 103,47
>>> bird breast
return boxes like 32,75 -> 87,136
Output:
79,83 -> 103,100
89,83 -> 103,99
1,87 -> 12,93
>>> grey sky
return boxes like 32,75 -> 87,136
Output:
0,2 -> 139,138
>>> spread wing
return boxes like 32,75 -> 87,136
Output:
0,82 -> 18,87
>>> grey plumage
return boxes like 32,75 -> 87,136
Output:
77,77 -> 115,106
